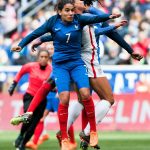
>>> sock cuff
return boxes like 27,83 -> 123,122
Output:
59,103 -> 69,108
82,96 -> 92,102
100,100 -> 111,107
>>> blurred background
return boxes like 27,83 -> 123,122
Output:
0,0 -> 150,149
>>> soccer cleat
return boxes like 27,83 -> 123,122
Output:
13,135 -> 23,148
10,112 -> 32,125
38,133 -> 50,145
25,141 -> 38,150
94,144 -> 100,149
16,148 -> 25,150
80,140 -> 88,150
61,138 -> 70,150
56,131 -> 62,147
70,142 -> 77,150
16,144 -> 25,150
89,131 -> 98,147
79,131 -> 90,143
79,131 -> 100,149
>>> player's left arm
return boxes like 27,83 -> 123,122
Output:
31,35 -> 53,52
87,7 -> 143,61
78,11 -> 120,27
95,25 -> 115,36
104,23 -> 143,61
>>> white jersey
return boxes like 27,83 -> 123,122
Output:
81,25 -> 105,78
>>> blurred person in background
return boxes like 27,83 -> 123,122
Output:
131,31 -> 149,65
26,85 -> 60,150
100,40 -> 121,65
8,50 -> 51,150
135,73 -> 150,93
0,0 -> 19,36
0,35 -> 9,66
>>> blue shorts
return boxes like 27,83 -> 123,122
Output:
46,92 -> 60,112
52,59 -> 90,93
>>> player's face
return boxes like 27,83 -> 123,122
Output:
59,3 -> 75,22
74,0 -> 85,14
38,51 -> 49,66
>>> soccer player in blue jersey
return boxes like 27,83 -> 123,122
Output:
10,0 -> 122,149
30,1 -> 143,149
25,1 -> 142,149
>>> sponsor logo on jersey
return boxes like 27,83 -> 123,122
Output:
74,25 -> 78,29
55,28 -> 60,31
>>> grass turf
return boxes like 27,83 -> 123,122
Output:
0,131 -> 150,150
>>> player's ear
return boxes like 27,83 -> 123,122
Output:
58,10 -> 62,16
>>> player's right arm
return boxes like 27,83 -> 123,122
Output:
8,63 -> 31,96
11,16 -> 56,52
31,35 -> 53,52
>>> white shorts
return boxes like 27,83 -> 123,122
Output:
81,51 -> 106,78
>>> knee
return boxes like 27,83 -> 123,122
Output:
59,94 -> 69,105
80,90 -> 90,100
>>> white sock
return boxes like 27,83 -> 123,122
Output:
67,101 -> 84,131
84,100 -> 111,136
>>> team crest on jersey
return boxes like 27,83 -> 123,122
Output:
74,25 -> 78,29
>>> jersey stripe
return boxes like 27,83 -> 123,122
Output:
89,26 -> 97,78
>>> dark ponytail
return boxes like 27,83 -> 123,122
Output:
81,0 -> 96,5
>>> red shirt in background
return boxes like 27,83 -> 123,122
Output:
14,62 -> 52,96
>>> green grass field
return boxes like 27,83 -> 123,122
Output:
0,131 -> 150,150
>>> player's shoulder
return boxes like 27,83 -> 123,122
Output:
45,15 -> 59,30
46,14 -> 59,24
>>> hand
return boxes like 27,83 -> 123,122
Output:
131,52 -> 143,61
109,13 -> 121,19
8,81 -> 17,96
114,20 -> 128,29
31,39 -> 42,52
11,46 -> 22,52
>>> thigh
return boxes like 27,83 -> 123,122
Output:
26,100 -> 46,134
90,77 -> 114,101
71,65 -> 90,90
23,93 -> 33,112
53,67 -> 71,93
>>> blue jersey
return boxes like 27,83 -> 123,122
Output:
51,18 -> 82,62
18,13 -> 111,63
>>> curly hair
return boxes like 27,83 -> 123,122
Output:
55,0 -> 75,11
